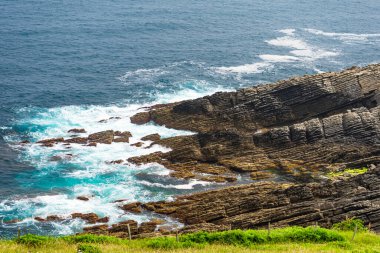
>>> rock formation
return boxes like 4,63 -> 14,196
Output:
128,64 -> 380,183
141,165 -> 380,233
124,64 -> 380,233
33,64 -> 380,236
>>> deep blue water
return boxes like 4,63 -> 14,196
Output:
0,0 -> 379,238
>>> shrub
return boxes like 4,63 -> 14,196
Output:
63,234 -> 121,244
15,234 -> 53,247
272,226 -> 345,243
178,227 -> 344,247
332,218 -> 367,232
77,244 -> 102,253
181,230 -> 266,246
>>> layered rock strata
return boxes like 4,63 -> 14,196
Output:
128,64 -> 380,182
123,64 -> 380,234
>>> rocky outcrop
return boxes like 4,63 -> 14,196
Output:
128,64 -> 380,183
68,128 -> 86,133
37,130 -> 133,146
88,130 -> 115,144
71,213 -> 109,224
141,133 -> 161,142
131,64 -> 380,133
124,64 -> 380,234
142,166 -> 380,232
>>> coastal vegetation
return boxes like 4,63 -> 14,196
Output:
1,222 -> 379,253
327,167 -> 369,179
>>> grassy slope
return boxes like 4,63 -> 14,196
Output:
0,227 -> 379,253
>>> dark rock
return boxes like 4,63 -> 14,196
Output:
109,159 -> 124,164
77,196 -> 90,201
131,142 -> 144,147
83,224 -> 109,233
34,217 -> 45,222
112,199 -> 128,203
145,166 -> 380,232
68,128 -> 86,133
37,137 -> 64,146
88,130 -> 114,144
113,137 -> 130,143
97,217 -> 110,223
4,219 -> 22,224
71,213 -> 99,224
121,202 -> 142,213
65,137 -> 88,144
46,215 -> 63,221
138,222 -> 157,234
130,112 -> 151,125
141,133 -> 161,142
108,220 -> 138,234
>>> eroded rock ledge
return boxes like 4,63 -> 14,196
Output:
128,64 -> 380,182
143,165 -> 380,233
124,64 -> 380,233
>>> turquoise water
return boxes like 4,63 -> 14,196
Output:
0,0 -> 380,237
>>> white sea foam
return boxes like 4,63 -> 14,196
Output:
213,62 -> 272,74
2,79 -> 230,234
139,179 -> 212,190
279,28 -> 296,36
118,67 -> 169,82
266,36 -> 309,50
305,28 -> 380,43
214,28 -> 339,76
259,54 -> 299,63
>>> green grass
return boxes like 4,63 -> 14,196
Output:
327,167 -> 368,178
1,226 -> 379,253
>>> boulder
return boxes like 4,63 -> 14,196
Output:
141,133 -> 161,142
131,142 -> 144,147
121,202 -> 142,213
88,130 -> 114,144
71,213 -> 99,224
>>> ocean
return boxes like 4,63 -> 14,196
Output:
1,0 -> 379,238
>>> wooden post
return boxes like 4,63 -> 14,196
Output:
17,227 -> 20,239
351,223 -> 358,241
267,222 -> 271,238
176,229 -> 179,242
368,222 -> 371,231
127,224 -> 131,240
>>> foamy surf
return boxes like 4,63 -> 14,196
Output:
0,79 -> 233,236
305,28 -> 380,43
214,28 -> 339,76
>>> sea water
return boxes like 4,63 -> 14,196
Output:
0,0 -> 379,238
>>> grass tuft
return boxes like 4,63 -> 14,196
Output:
77,244 -> 102,253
